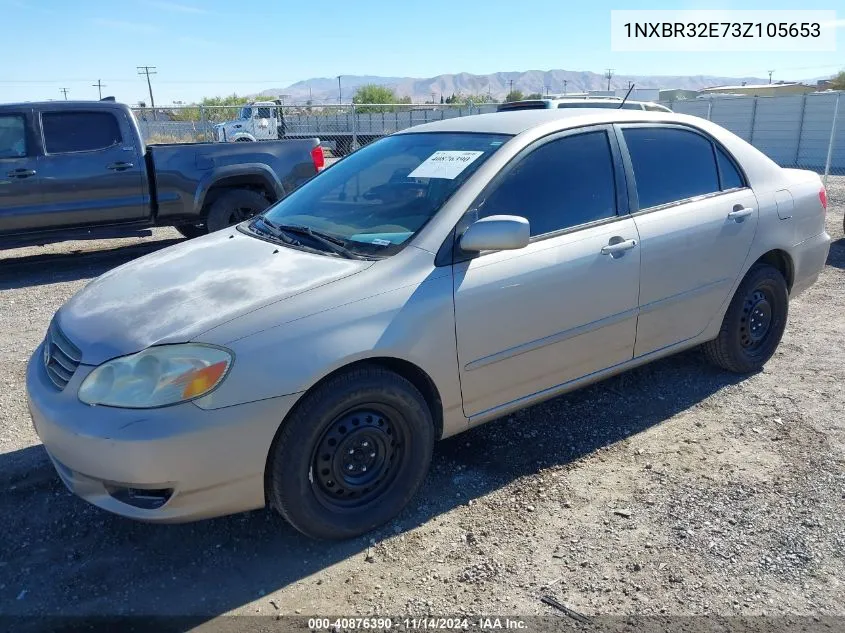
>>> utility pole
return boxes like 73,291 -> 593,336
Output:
508,79 -> 514,94
604,68 -> 614,92
92,79 -> 106,100
544,84 -> 550,96
59,88 -> 69,100
431,92 -> 436,104
137,66 -> 157,120
768,69 -> 775,84
563,79 -> 568,95
337,76 -> 342,105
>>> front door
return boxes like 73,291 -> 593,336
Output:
0,109 -> 45,235
453,127 -> 641,418
617,124 -> 759,357
35,108 -> 148,230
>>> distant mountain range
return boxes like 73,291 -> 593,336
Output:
258,69 -> 775,103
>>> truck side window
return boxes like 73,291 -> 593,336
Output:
0,115 -> 27,158
42,111 -> 123,154
257,107 -> 273,118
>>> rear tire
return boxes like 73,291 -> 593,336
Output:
267,366 -> 434,540
703,264 -> 788,373
205,189 -> 269,233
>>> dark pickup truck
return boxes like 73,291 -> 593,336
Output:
0,100 -> 324,246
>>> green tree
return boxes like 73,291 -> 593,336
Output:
353,84 -> 400,112
830,71 -> 845,90
167,93 -> 252,123
504,90 -> 524,102
525,92 -> 543,99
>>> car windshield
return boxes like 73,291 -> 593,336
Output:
260,132 -> 510,256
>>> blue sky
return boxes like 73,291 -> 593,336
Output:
1,0 -> 842,105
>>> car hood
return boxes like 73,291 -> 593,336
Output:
58,229 -> 372,365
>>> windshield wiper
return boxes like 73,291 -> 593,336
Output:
267,222 -> 364,260
251,217 -> 298,245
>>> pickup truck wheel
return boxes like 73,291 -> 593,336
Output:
703,264 -> 788,374
267,366 -> 434,540
206,189 -> 270,232
175,224 -> 207,239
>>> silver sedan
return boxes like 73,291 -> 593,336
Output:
27,109 -> 831,539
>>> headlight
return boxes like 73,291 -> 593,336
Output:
79,344 -> 233,408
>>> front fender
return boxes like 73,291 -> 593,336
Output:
193,164 -> 285,214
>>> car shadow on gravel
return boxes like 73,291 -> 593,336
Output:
0,348 -> 746,622
825,237 -> 845,269
0,238 -> 183,290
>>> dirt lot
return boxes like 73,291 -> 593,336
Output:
1,179 -> 843,628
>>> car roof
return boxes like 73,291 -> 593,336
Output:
397,108 -> 690,136
0,100 -> 128,111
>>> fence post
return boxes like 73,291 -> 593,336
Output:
706,101 -> 712,121
199,105 -> 208,143
351,104 -> 358,151
794,94 -> 807,167
823,92 -> 841,187
748,96 -> 758,145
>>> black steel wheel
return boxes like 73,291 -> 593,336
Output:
267,365 -> 434,540
703,263 -> 788,373
205,189 -> 270,233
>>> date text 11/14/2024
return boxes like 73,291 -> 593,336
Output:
308,617 -> 528,630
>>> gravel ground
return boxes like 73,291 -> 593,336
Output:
0,178 -> 843,626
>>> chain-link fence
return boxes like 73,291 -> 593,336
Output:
133,103 -> 498,155
664,91 -> 844,182
133,94 -> 844,181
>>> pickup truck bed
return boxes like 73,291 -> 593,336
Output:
0,100 -> 323,247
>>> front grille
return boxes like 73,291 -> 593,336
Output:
43,320 -> 82,390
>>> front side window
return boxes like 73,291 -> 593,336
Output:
240,107 -> 252,119
476,131 -> 617,236
622,127 -> 720,209
42,111 -> 122,154
261,132 -> 510,256
0,115 -> 27,158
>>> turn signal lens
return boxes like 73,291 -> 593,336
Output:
174,361 -> 229,399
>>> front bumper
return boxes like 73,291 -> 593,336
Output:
26,343 -> 300,523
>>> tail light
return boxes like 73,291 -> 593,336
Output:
311,145 -> 325,172
819,186 -> 827,214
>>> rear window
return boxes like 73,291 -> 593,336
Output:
42,111 -> 122,154
497,101 -> 551,111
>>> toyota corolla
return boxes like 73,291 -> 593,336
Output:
27,109 -> 831,539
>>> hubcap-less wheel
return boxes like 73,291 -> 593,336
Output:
740,288 -> 773,349
313,407 -> 404,508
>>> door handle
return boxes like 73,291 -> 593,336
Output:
728,206 -> 754,222
6,168 -> 36,179
107,162 -> 134,171
601,238 -> 637,256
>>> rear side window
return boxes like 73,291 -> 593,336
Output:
477,131 -> 617,236
42,111 -> 122,154
622,127 -> 719,209
716,146 -> 744,190
0,115 -> 27,158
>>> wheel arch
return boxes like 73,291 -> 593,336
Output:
262,356 -> 444,501
754,248 -> 794,293
193,165 -> 285,216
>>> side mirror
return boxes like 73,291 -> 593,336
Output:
459,215 -> 530,252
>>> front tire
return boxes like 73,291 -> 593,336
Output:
205,189 -> 269,233
175,223 -> 207,239
267,366 -> 435,540
703,263 -> 788,373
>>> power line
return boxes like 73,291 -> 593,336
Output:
137,66 -> 157,118
92,79 -> 106,100
59,88 -> 69,100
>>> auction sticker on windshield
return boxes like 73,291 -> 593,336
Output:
409,150 -> 484,179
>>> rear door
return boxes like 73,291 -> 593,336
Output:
0,109 -> 44,234
34,107 -> 148,230
618,124 -> 758,357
